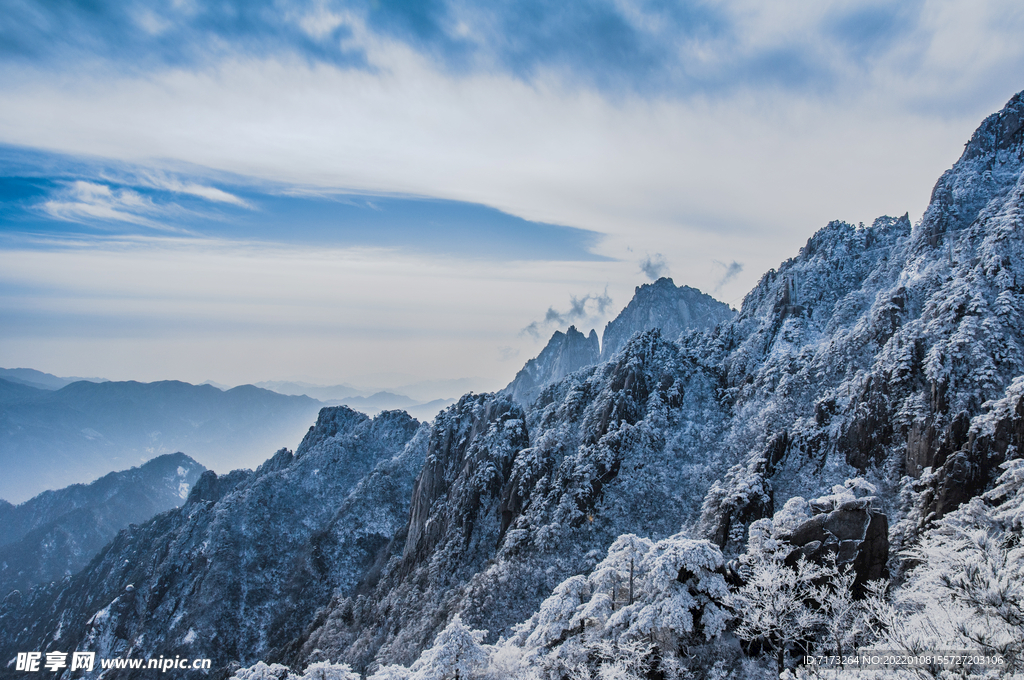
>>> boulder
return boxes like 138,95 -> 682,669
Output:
783,504 -> 888,593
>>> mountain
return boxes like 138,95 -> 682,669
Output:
338,391 -> 417,410
600,277 -> 736,362
299,90 -> 1024,670
504,325 -> 600,405
393,377 -> 506,403
256,384 -> 456,422
0,453 -> 206,597
0,408 -> 424,674
1,92 -> 1023,679
399,399 -> 458,423
0,368 -> 107,391
0,379 -> 323,503
254,381 -> 364,402
0,378 -> 48,406
504,283 -> 735,408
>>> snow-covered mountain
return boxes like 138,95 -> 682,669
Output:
505,281 -> 734,408
599,277 -> 736,362
0,453 -> 205,597
0,408 -> 424,673
504,325 -> 600,406
2,91 -> 1023,679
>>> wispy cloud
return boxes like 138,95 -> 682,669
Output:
520,288 -> 612,338
639,253 -> 668,280
41,181 -> 180,232
497,346 -> 520,361
713,260 -> 743,292
136,173 -> 252,208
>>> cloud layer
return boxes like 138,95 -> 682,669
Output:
2,0 -> 1024,387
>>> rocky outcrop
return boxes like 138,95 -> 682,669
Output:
403,394 -> 528,566
783,498 -> 889,592
600,278 -> 735,361
296,394 -> 529,669
907,377 -> 1024,522
505,326 -> 599,406
299,331 -> 729,671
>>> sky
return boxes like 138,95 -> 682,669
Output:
1,0 -> 1023,394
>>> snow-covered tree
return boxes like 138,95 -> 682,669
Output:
410,614 -> 489,680
497,531 -> 732,679
232,660 -> 359,680
731,541 -> 827,676
299,661 -> 361,680
865,458 -> 1024,677
480,644 -> 541,680
368,664 -> 413,680
232,661 -> 292,680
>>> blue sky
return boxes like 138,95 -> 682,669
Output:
1,0 -> 1023,391
0,145 -> 605,260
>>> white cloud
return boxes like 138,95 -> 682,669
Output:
137,174 -> 252,207
2,45 -> 1001,305
41,181 -> 179,231
2,0 -> 1024,383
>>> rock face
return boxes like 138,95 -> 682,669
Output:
783,498 -> 889,591
505,326 -> 600,406
506,280 -> 734,407
906,375 -> 1024,523
296,394 -> 531,668
0,453 -> 206,597
600,277 -> 736,361
298,331 -> 729,669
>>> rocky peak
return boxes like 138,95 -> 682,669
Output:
600,277 -> 735,361
920,91 -> 1024,248
403,393 -> 527,566
504,325 -> 600,406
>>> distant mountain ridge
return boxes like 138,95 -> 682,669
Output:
0,368 -> 108,391
255,382 -> 465,421
0,453 -> 206,597
0,378 -> 322,503
254,380 -> 364,402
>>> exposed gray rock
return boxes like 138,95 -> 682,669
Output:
782,502 -> 889,591
504,325 -> 600,406
600,277 -> 735,361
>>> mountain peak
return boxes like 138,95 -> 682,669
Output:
600,279 -> 735,361
504,326 -> 601,405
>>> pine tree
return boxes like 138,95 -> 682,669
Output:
411,614 -> 489,680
